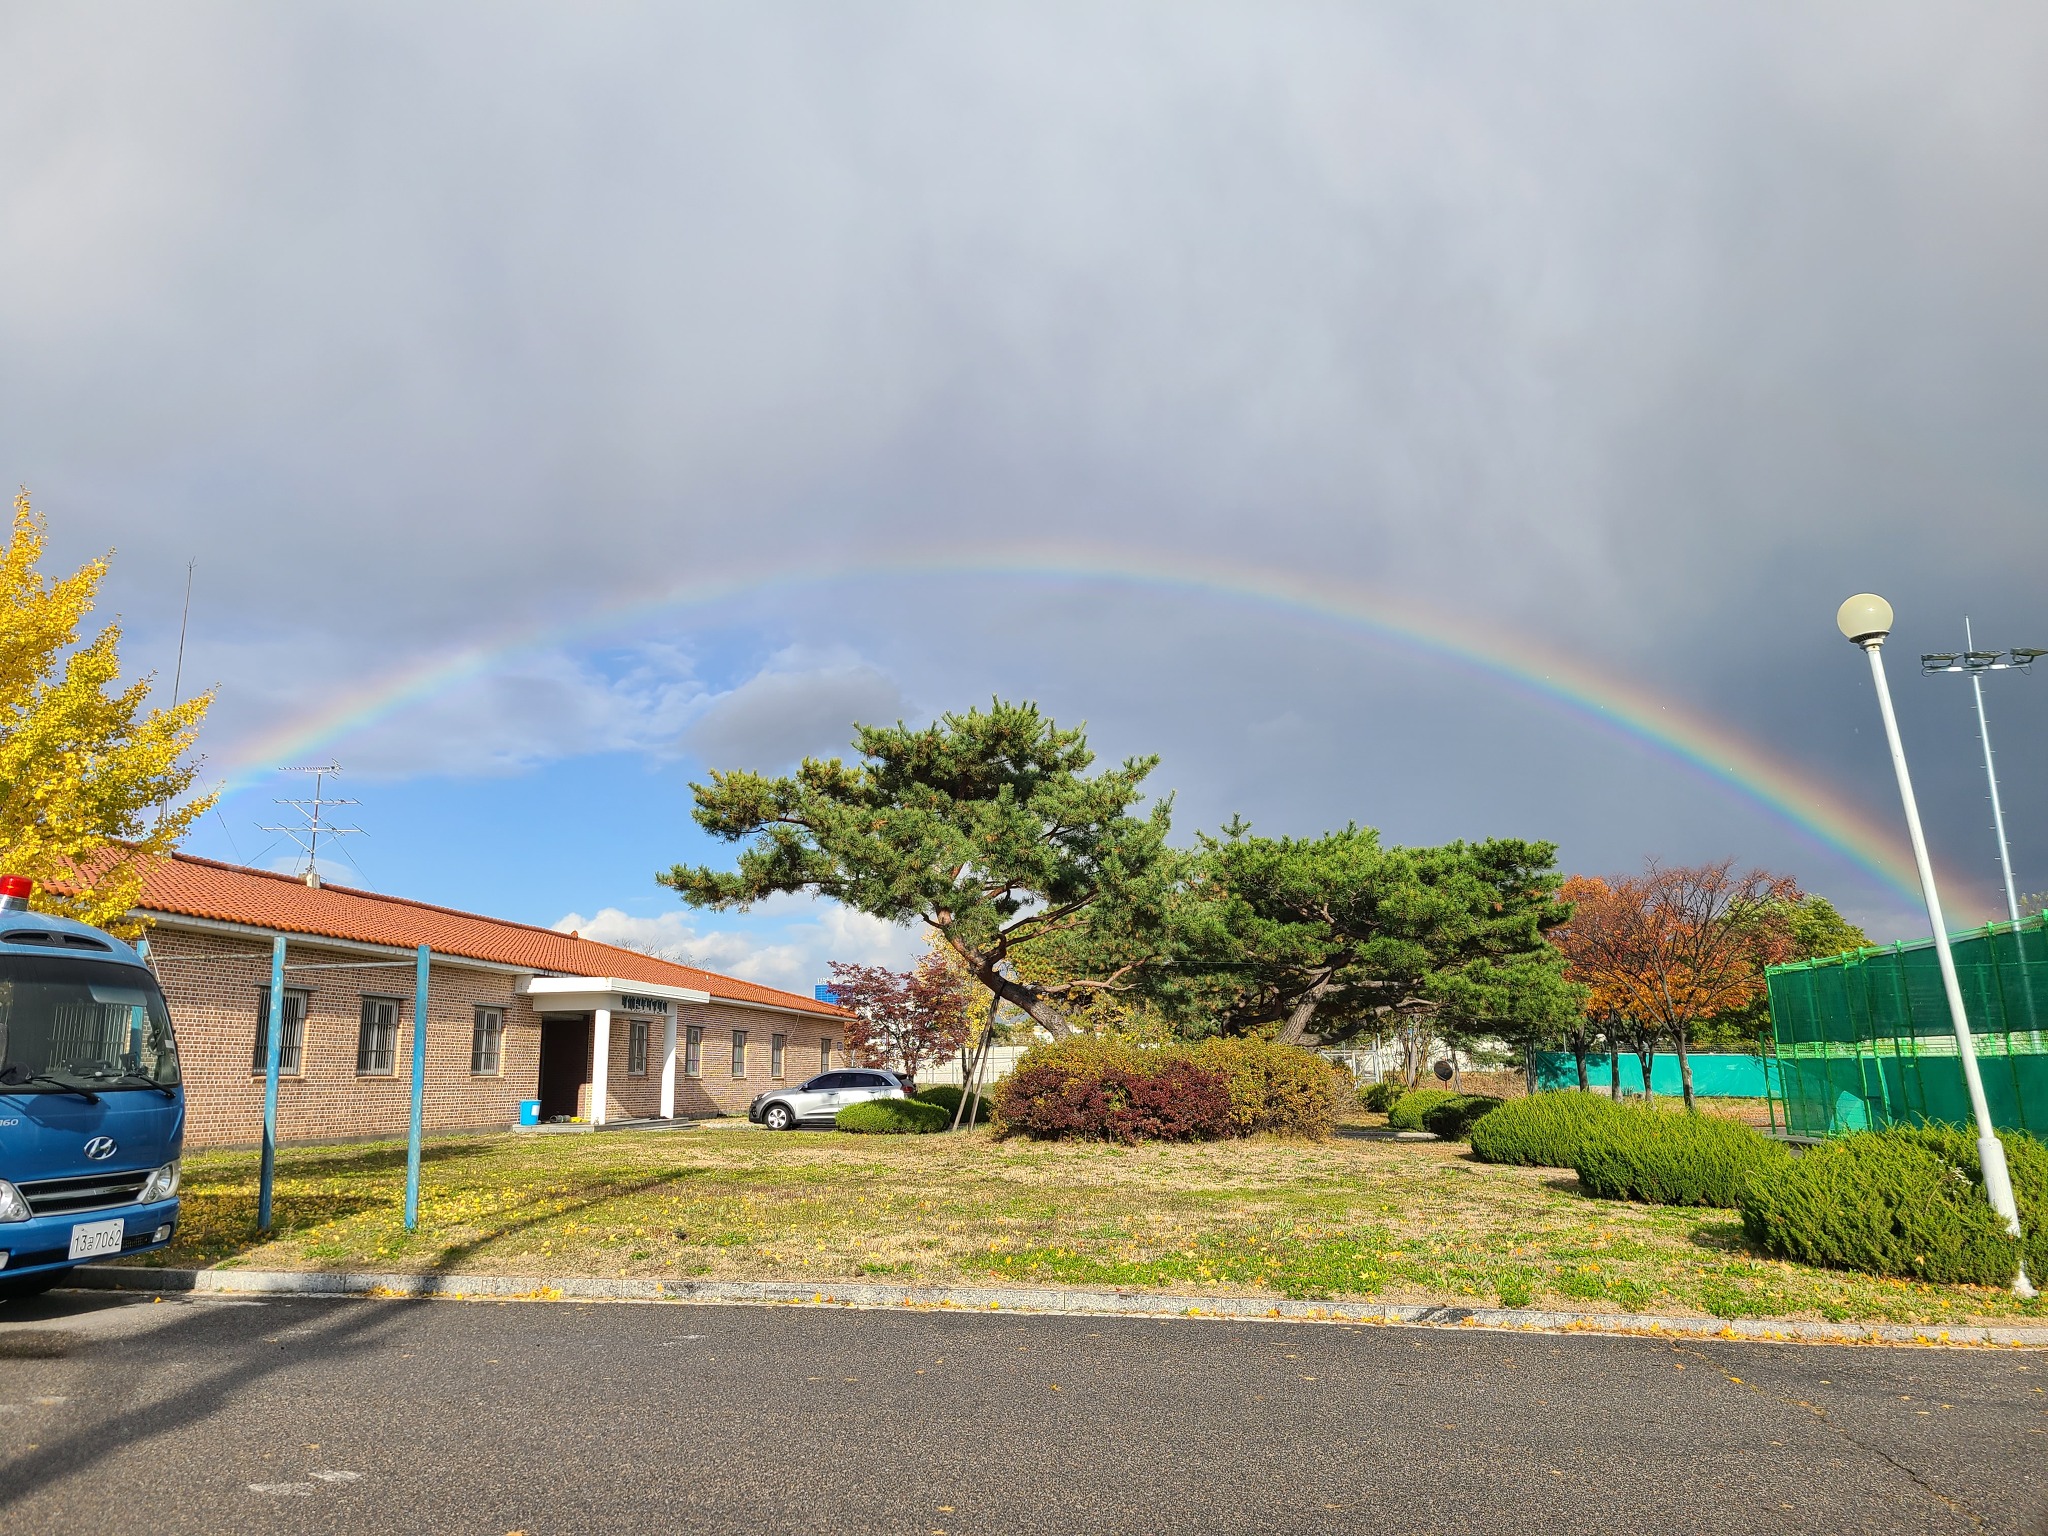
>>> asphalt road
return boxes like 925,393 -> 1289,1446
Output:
0,1288 -> 2042,1536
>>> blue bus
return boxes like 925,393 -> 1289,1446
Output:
0,876 -> 184,1300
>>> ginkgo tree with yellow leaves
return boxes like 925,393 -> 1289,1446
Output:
0,490 -> 213,934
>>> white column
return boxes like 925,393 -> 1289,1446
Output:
659,1004 -> 678,1119
590,1007 -> 612,1126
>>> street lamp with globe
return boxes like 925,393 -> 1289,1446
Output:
1836,593 -> 2034,1297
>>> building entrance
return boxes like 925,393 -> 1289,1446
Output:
537,1014 -> 592,1120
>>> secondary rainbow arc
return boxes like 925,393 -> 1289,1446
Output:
208,544 -> 1930,907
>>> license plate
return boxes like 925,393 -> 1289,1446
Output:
67,1218 -> 125,1260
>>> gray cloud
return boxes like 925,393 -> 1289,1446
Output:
682,654 -> 907,773
3,3 -> 2044,935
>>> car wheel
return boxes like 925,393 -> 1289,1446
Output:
763,1103 -> 795,1131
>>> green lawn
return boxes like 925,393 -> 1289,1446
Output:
130,1120 -> 2046,1328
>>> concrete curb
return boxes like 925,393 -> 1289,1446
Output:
71,1265 -> 2048,1349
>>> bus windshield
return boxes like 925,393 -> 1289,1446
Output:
0,954 -> 181,1092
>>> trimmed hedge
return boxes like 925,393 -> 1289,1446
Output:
1573,1106 -> 1790,1208
1469,1090 -> 1628,1169
835,1098 -> 951,1135
1421,1094 -> 1504,1141
992,1038 -> 1237,1144
1386,1088 -> 1462,1131
990,1036 -> 1341,1144
911,1084 -> 995,1127
1190,1037 -> 1344,1140
1359,1079 -> 1405,1113
1740,1126 -> 2045,1286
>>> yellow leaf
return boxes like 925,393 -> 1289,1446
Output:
0,492 -> 214,934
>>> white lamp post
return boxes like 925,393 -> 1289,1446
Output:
1838,594 -> 2034,1297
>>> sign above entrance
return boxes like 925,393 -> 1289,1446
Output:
521,976 -> 711,1009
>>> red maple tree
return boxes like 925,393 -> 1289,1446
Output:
825,956 -> 973,1081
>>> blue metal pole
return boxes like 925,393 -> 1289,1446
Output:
129,936 -> 150,1065
259,936 -> 285,1231
405,943 -> 429,1232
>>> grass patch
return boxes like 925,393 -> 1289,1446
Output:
125,1117 -> 2046,1328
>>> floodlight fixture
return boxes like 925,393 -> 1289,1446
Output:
1922,648 -> 2038,675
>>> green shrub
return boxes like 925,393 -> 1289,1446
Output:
1386,1088 -> 1462,1131
1420,1094 -> 1504,1141
1573,1106 -> 1790,1208
1469,1090 -> 1628,1168
1740,1126 -> 2043,1286
836,1098 -> 951,1135
1190,1037 -> 1344,1140
911,1084 -> 995,1127
1894,1125 -> 2048,1281
1359,1079 -> 1405,1113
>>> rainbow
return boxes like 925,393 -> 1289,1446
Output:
209,543 -> 1932,907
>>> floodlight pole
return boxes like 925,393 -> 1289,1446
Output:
1839,595 -> 2034,1297
1963,620 -> 2023,925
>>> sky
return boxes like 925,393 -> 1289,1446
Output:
3,3 -> 2046,995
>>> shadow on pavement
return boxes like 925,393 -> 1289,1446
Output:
0,1291 -> 411,1514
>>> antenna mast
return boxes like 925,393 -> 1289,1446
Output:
156,558 -> 198,834
258,764 -> 364,888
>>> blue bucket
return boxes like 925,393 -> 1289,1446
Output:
517,1099 -> 542,1127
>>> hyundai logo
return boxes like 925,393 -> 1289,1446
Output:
83,1135 -> 118,1162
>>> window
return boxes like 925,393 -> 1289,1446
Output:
471,1006 -> 504,1076
730,1030 -> 748,1077
684,1024 -> 703,1077
770,1033 -> 786,1079
357,996 -> 400,1075
628,1019 -> 649,1076
819,1038 -> 832,1073
252,987 -> 310,1076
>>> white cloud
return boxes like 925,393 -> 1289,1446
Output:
555,896 -> 921,995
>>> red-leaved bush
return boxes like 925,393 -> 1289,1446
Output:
992,1038 -> 1236,1143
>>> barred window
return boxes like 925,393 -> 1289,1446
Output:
628,1018 -> 650,1076
730,1030 -> 748,1078
684,1024 -> 703,1077
471,1006 -> 504,1076
357,996 -> 400,1075
253,987 -> 310,1076
819,1037 -> 832,1073
770,1032 -> 786,1079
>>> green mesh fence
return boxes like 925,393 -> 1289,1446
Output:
1765,913 -> 2048,1137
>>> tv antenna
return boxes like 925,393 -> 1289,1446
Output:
259,764 -> 363,889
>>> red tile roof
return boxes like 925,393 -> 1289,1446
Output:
129,852 -> 843,1019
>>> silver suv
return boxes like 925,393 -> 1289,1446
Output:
748,1069 -> 911,1130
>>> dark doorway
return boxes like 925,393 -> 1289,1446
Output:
537,1015 -> 592,1120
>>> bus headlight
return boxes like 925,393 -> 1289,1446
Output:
137,1160 -> 180,1203
0,1180 -> 28,1222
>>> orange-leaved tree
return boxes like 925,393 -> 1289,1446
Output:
1551,862 -> 1799,1109
1550,875 -> 1658,1097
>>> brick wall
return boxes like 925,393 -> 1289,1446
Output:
147,923 -> 843,1146
590,1003 -> 843,1121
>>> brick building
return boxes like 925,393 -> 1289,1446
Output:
125,854 -> 845,1148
